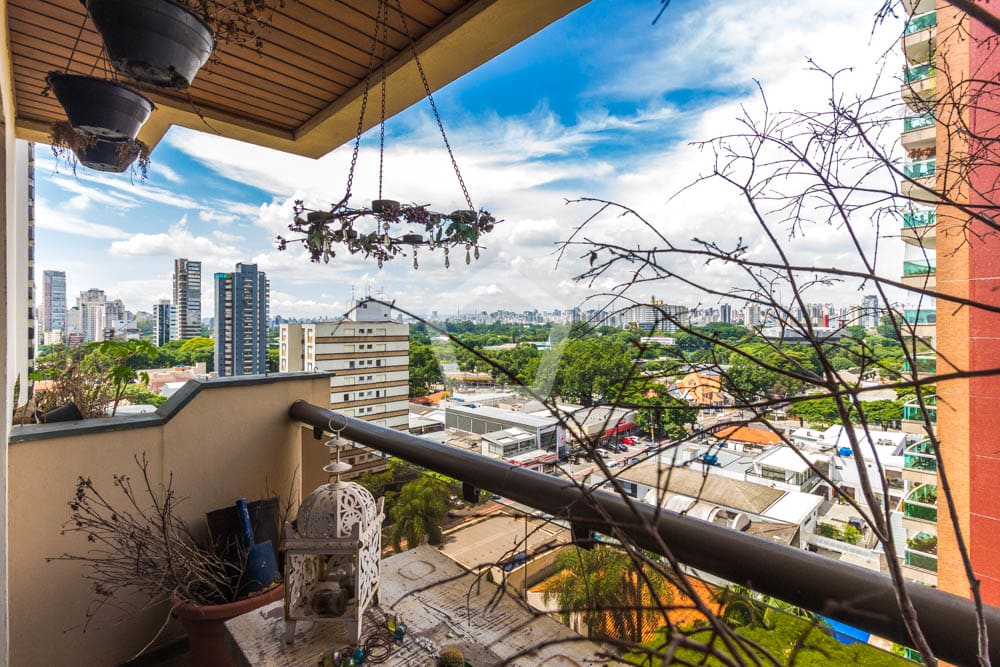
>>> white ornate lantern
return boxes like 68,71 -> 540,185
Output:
283,425 -> 384,644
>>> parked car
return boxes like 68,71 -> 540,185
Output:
596,448 -> 612,457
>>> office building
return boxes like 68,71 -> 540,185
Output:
280,298 -> 409,478
624,298 -> 688,333
172,258 -> 202,340
214,263 -> 269,377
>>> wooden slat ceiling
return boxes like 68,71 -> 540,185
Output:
4,0 -> 588,158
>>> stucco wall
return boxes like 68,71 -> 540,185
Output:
7,373 -> 330,666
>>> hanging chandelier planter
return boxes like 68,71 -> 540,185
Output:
83,0 -> 215,90
277,0 -> 498,270
46,73 -> 154,140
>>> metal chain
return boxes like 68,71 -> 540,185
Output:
341,0 -> 387,208
392,0 -> 475,212
378,0 -> 389,200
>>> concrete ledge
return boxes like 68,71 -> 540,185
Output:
9,371 -> 334,444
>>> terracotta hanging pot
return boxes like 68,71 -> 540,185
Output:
47,73 -> 154,140
83,0 -> 215,90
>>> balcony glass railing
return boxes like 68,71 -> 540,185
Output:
903,260 -> 936,276
904,113 -> 936,132
904,210 -> 936,228
905,548 -> 939,572
903,308 -> 936,325
903,355 -> 937,374
905,439 -> 938,472
905,63 -> 935,84
905,11 -> 937,35
904,158 -> 937,179
903,396 -> 936,422
904,484 -> 938,522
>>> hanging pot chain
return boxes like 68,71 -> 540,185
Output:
341,0 -> 389,209
378,0 -> 390,201
391,0 -> 475,213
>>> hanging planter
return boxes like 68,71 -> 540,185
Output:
275,0 -> 498,270
49,121 -> 151,178
84,0 -> 215,90
46,73 -> 153,140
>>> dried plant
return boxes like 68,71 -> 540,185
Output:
179,0 -> 288,55
49,121 -> 151,180
50,453 -> 244,626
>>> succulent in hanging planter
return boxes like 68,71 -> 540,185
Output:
49,121 -> 151,178
277,200 -> 498,268
83,0 -> 288,90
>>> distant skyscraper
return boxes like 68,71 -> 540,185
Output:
77,288 -> 107,343
154,300 -> 173,348
861,294 -> 880,330
42,271 -> 66,334
214,263 -> 269,377
172,258 -> 202,340
720,303 -> 732,324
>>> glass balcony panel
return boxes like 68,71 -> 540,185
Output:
905,11 -> 937,35
902,356 -> 937,374
904,440 -> 937,472
903,210 -> 936,228
904,113 -> 936,131
903,260 -> 936,276
905,549 -> 939,572
904,158 -> 936,178
905,63 -> 935,83
903,308 -> 936,325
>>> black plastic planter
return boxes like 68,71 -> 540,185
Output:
47,73 -> 153,140
84,0 -> 215,90
73,137 -> 139,173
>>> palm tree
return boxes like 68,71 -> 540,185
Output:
388,475 -> 451,552
543,546 -> 670,644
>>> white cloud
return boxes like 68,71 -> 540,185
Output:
199,209 -> 239,225
34,198 -> 129,239
151,163 -> 183,184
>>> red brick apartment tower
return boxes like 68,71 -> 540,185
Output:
935,0 -> 1000,602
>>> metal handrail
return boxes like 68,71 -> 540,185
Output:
290,400 -> 1000,666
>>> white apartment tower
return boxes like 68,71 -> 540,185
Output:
172,258 -> 202,340
280,298 -> 409,478
42,270 -> 66,334
77,288 -> 107,343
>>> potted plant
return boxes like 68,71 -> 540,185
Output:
84,0 -> 286,90
46,72 -> 154,140
50,454 -> 283,666
49,121 -> 151,177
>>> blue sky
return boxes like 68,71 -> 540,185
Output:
34,0 -> 903,321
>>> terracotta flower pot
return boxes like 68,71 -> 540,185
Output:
170,584 -> 284,667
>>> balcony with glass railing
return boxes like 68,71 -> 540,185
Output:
903,259 -> 935,276
905,11 -> 937,35
904,113 -> 935,132
904,210 -> 936,228
904,439 -> 937,473
904,158 -> 936,179
903,395 -> 936,422
903,308 -> 936,326
903,355 -> 937,376
904,484 -> 938,522
905,63 -> 935,84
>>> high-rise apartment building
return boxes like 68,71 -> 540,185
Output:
918,4 -> 1000,605
214,263 -> 268,377
77,288 -> 107,343
623,298 -> 688,333
280,298 -> 409,478
154,300 -> 173,347
860,294 -> 880,330
42,270 -> 66,334
172,258 -> 202,340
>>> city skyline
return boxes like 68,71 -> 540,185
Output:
31,0 -> 905,320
